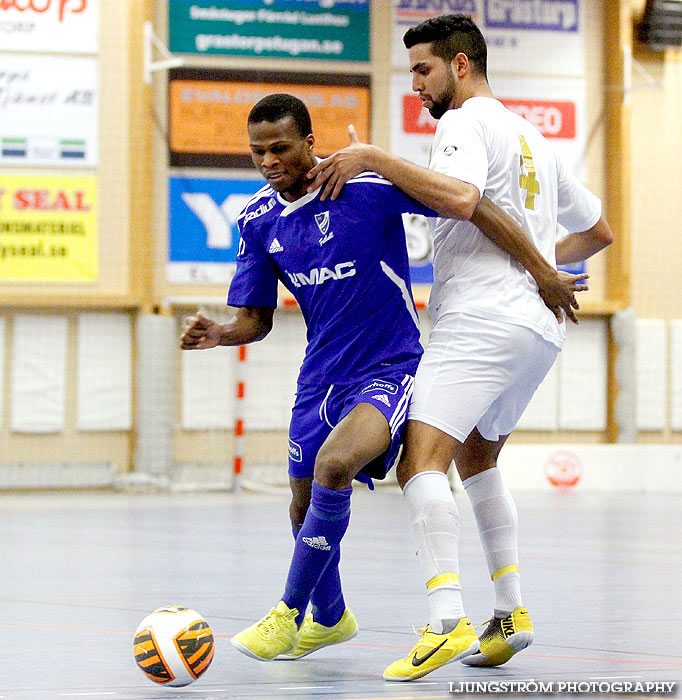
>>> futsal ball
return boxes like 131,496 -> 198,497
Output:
133,606 -> 215,687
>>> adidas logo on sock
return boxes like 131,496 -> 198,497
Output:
302,535 -> 331,551
372,393 -> 390,407
268,237 -> 284,253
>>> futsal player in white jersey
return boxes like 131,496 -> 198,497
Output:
307,14 -> 613,680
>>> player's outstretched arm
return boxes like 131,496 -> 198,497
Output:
180,307 -> 274,350
307,126 -> 478,217
472,198 -> 588,325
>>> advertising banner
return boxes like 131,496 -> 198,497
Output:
168,68 -> 370,168
168,176 -> 264,285
0,0 -> 98,53
0,175 -> 98,283
392,0 -> 584,76
0,55 -> 98,168
168,0 -> 369,61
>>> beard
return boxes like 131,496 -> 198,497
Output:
428,99 -> 450,120
427,66 -> 458,120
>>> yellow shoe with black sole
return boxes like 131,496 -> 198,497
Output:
461,606 -> 534,667
278,608 -> 358,660
383,618 -> 479,681
231,601 -> 300,661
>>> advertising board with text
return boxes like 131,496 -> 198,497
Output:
0,55 -> 98,168
0,175 -> 98,282
167,176 -> 264,285
392,0 -> 584,76
168,68 -> 370,168
168,0 -> 369,61
0,0 -> 98,53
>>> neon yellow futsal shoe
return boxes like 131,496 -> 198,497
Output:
279,608 -> 358,660
230,601 -> 300,661
461,606 -> 534,667
383,618 -> 479,681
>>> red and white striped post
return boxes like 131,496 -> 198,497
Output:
232,344 -> 247,491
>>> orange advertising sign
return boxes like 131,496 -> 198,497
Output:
168,69 -> 370,168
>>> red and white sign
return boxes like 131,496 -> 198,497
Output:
0,0 -> 98,53
500,99 -> 576,139
544,449 -> 583,489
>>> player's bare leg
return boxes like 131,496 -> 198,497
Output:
454,428 -> 534,667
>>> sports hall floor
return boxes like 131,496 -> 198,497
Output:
1,486 -> 680,700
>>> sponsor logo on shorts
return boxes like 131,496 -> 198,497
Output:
361,379 -> 399,395
302,535 -> 331,551
288,438 -> 303,463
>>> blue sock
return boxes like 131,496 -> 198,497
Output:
283,481 -> 352,627
291,524 -> 346,628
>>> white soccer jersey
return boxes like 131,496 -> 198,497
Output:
428,96 -> 601,348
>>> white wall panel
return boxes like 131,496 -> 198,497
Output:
181,345 -> 235,430
245,312 -> 305,430
11,314 -> 67,433
635,319 -> 667,430
77,313 -> 132,431
671,321 -> 682,430
559,318 -> 607,430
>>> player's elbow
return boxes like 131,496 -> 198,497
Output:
441,184 -> 479,220
590,216 -> 614,252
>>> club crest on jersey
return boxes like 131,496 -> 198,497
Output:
361,380 -> 399,395
315,211 -> 334,245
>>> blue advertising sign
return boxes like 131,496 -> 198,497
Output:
168,176 -> 263,284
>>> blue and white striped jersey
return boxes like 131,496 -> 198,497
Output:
228,172 -> 434,386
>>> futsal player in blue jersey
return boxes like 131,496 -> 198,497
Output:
180,93 -> 584,663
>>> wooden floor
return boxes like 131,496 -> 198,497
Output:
1,487 -> 680,699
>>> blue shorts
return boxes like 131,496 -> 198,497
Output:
288,373 -> 415,489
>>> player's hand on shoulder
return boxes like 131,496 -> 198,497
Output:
306,124 -> 372,201
180,311 -> 221,350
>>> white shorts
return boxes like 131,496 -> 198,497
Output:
409,313 -> 559,442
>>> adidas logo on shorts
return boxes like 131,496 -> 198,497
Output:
372,393 -> 391,407
302,535 -> 331,551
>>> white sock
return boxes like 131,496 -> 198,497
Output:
463,468 -> 522,616
403,471 -> 465,633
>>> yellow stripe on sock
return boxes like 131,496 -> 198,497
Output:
426,573 -> 460,591
492,564 -> 519,582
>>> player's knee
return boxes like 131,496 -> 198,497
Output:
314,451 -> 354,490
